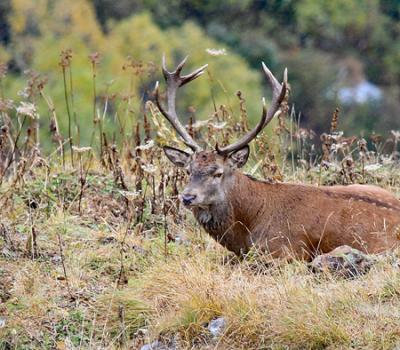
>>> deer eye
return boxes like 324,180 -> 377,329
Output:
213,172 -> 223,178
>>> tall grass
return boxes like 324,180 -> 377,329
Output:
0,53 -> 400,349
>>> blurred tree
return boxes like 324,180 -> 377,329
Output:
296,0 -> 381,49
0,0 -> 11,45
107,14 -> 264,127
281,49 -> 337,134
1,0 -> 399,144
380,0 -> 400,20
3,3 -> 264,150
296,0 -> 399,84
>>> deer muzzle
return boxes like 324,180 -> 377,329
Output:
181,194 -> 197,206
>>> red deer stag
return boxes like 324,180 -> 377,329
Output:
155,56 -> 400,260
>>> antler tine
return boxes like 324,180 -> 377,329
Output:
261,62 -> 287,128
174,55 -> 188,75
216,99 -> 267,154
161,55 -> 208,87
216,63 -> 287,155
156,56 -> 208,152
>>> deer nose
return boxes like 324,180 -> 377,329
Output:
181,194 -> 196,206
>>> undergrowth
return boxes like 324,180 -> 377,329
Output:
1,53 -> 400,349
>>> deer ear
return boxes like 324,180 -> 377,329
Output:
163,146 -> 191,167
228,145 -> 250,168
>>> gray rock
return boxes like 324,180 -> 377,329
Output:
140,340 -> 176,350
140,341 -> 163,350
99,236 -> 118,245
207,317 -> 226,338
311,245 -> 374,278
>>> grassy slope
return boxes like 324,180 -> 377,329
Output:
1,159 -> 400,350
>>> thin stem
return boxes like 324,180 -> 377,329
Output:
62,66 -> 74,166
0,115 -> 27,185
90,61 -> 102,158
69,62 -> 80,145
57,231 -> 74,300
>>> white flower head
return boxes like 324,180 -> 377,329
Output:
391,130 -> 400,141
16,102 -> 39,119
118,190 -> 141,201
191,119 -> 210,130
17,88 -> 29,99
136,140 -> 155,151
380,156 -> 393,165
141,163 -> 157,174
209,121 -> 227,130
364,164 -> 382,172
0,99 -> 14,112
330,131 -> 344,141
206,48 -> 227,56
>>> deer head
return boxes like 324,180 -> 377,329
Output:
156,56 -> 287,208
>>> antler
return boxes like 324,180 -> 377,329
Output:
216,63 -> 287,155
155,55 -> 208,152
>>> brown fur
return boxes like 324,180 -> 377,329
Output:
165,148 -> 400,260
223,174 -> 400,259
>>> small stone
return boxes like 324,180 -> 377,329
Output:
133,245 -> 146,255
99,236 -> 117,245
1,247 -> 17,259
140,340 -> 175,350
134,328 -> 148,337
51,255 -> 62,264
311,245 -> 374,278
207,317 -> 226,338
140,341 -> 161,350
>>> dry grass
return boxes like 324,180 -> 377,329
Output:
1,55 -> 400,349
103,248 -> 400,349
1,171 -> 400,349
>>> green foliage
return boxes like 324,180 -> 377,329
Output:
296,0 -> 400,86
2,2 -> 264,150
297,0 -> 381,46
1,0 -> 400,146
282,49 -> 337,133
54,310 -> 92,347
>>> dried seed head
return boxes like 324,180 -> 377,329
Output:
1,125 -> 9,134
88,52 -> 101,66
391,130 -> 400,142
36,77 -> 48,91
0,99 -> 14,112
358,138 -> 368,152
59,49 -> 72,68
344,157 -> 354,168
16,102 -> 39,119
123,58 -> 156,78
330,108 -> 340,133
370,133 -> 382,144
0,63 -> 7,79
72,146 -> 92,153
236,90 -> 249,132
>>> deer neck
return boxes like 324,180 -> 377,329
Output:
229,171 -> 270,226
192,171 -> 269,255
192,199 -> 232,235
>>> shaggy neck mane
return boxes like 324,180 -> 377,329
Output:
193,201 -> 232,234
191,171 -> 271,248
